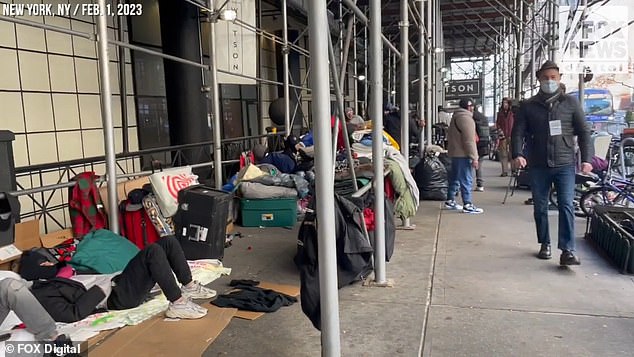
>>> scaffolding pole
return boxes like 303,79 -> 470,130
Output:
578,0 -> 587,108
327,33 -> 358,191
209,0 -> 223,189
418,0 -> 425,148
400,0 -> 412,229
370,0 -> 386,285
515,0 -> 525,99
308,0 -> 341,355
353,17 -> 359,113
425,0 -> 433,146
96,0 -> 118,233
282,0 -> 291,135
341,0 -> 402,59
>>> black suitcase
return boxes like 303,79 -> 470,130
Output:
173,185 -> 231,260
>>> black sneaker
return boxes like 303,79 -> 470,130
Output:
560,251 -> 581,266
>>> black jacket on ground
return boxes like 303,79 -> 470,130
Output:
511,91 -> 593,168
294,194 -> 374,330
211,284 -> 297,312
31,277 -> 105,323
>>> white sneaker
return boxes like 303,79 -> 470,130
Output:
475,186 -> 484,192
462,203 -> 484,214
444,200 -> 463,210
182,281 -> 217,299
165,298 -> 208,319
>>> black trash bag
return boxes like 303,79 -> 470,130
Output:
437,153 -> 451,174
415,155 -> 448,201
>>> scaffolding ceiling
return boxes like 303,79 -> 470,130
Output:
348,0 -> 524,60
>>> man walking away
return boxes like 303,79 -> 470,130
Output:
444,98 -> 484,214
511,60 -> 593,266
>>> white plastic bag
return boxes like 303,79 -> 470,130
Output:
149,166 -> 198,217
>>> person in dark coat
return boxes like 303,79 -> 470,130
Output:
472,107 -> 490,191
512,60 -> 593,265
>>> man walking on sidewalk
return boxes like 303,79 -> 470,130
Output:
444,98 -> 484,214
511,60 -> 593,266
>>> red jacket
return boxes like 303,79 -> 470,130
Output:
496,110 -> 514,139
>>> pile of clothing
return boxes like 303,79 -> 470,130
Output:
226,164 -> 311,200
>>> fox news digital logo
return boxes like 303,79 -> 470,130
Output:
559,5 -> 629,74
4,341 -> 81,356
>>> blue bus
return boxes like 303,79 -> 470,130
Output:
568,88 -> 614,122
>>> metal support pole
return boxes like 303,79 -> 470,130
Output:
515,0 -> 524,99
353,17 -> 359,113
282,0 -> 291,135
418,0 -> 425,148
400,0 -> 412,229
341,0 -> 402,58
307,0 -> 341,354
493,49 -> 498,114
390,50 -> 398,103
364,21 -> 369,117
116,5 -> 129,153
578,0 -> 587,108
370,0 -> 386,285
340,16 -> 355,91
96,0 -> 119,233
425,0 -> 433,146
327,34 -> 359,191
550,0 -> 558,61
387,52 -> 392,103
209,0 -> 223,189
531,0 -> 537,94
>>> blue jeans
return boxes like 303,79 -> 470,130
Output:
447,157 -> 474,205
530,165 -> 576,252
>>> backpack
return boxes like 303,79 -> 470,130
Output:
68,172 -> 108,238
119,188 -> 161,249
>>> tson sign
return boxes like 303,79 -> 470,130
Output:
559,5 -> 629,74
215,0 -> 257,84
445,79 -> 482,101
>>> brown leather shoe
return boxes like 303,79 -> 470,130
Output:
537,244 -> 552,259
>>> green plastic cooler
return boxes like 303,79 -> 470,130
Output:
240,198 -> 297,227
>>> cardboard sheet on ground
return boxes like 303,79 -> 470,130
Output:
88,305 -> 237,356
232,282 -> 300,320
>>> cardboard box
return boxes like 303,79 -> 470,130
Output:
40,228 -> 74,248
99,176 -> 150,215
0,219 -> 43,271
13,219 -> 41,251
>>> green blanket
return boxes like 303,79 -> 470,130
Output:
70,229 -> 140,274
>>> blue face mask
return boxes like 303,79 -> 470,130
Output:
540,79 -> 559,94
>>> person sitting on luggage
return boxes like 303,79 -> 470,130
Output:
252,143 -> 297,174
34,236 -> 216,321
0,274 -> 75,348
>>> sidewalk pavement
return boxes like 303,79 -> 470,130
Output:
204,159 -> 634,357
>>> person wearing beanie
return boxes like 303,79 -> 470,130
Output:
444,98 -> 484,214
511,60 -> 593,266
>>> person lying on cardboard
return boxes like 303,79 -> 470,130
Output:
0,272 -> 75,352
19,232 -> 215,322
